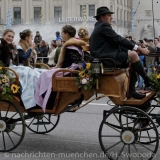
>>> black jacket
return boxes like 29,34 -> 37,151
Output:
89,21 -> 135,67
0,38 -> 13,66
38,46 -> 48,57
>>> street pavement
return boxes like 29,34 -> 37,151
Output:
0,97 -> 160,160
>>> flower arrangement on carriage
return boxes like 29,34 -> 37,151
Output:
0,62 -> 19,100
76,62 -> 96,90
149,65 -> 160,102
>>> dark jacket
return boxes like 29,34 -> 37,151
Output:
89,21 -> 135,67
54,46 -> 62,64
61,48 -> 80,68
0,38 -> 13,66
38,46 -> 48,57
34,35 -> 42,45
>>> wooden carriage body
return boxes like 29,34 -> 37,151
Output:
0,67 -> 156,115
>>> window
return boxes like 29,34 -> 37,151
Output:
13,7 -> 21,24
117,8 -> 119,21
127,11 -> 129,22
89,5 -> 95,16
54,7 -> 62,18
120,10 -> 122,20
34,7 -> 41,23
0,7 -> 1,24
145,10 -> 152,17
80,5 -> 86,17
110,5 -> 113,12
124,10 -> 126,24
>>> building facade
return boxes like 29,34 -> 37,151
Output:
133,0 -> 160,41
0,0 -> 132,42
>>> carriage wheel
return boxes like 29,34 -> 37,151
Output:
25,113 -> 60,134
99,107 -> 159,160
0,100 -> 26,152
119,106 -> 160,144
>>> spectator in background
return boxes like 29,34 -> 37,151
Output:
38,40 -> 49,63
47,40 -> 57,67
147,39 -> 154,46
125,35 -> 136,44
154,37 -> 160,51
55,31 -> 62,41
34,31 -> 42,49
54,39 -> 63,64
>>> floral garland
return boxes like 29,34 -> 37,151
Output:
0,64 -> 19,100
149,66 -> 160,103
76,62 -> 96,90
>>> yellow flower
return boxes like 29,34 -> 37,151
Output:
2,78 -> 7,83
79,71 -> 85,78
86,63 -> 91,69
11,84 -> 19,94
0,66 -> 2,70
157,74 -> 160,79
153,68 -> 156,71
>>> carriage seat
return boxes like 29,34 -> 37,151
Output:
92,58 -> 126,76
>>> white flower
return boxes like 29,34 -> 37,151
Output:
5,83 -> 9,87
82,78 -> 87,84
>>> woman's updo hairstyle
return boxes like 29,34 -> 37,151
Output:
62,25 -> 76,38
19,29 -> 32,40
78,27 -> 89,38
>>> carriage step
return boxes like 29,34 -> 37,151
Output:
32,122 -> 51,125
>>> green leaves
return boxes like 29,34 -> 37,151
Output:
0,62 -> 19,100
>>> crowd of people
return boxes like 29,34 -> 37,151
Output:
0,6 -> 157,112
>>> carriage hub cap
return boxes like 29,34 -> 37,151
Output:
0,120 -> 6,131
122,131 -> 134,144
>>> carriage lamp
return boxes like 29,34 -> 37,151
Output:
91,59 -> 104,89
91,58 -> 104,75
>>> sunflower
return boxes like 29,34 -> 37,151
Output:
11,84 -> 19,94
86,63 -> 91,69
157,74 -> 160,79
79,71 -> 85,78
2,78 -> 7,83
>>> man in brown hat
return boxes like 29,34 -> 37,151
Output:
90,6 -> 152,99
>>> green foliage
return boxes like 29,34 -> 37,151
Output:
76,62 -> 96,91
0,62 -> 19,100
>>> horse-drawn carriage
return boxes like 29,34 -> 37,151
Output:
0,55 -> 160,160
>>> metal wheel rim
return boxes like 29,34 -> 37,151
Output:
25,113 -> 60,134
0,100 -> 26,152
99,106 -> 159,160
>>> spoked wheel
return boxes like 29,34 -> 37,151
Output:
25,113 -> 60,134
0,100 -> 26,152
99,107 -> 159,160
119,106 -> 160,145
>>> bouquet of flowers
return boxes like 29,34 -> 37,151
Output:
0,64 -> 19,100
149,65 -> 160,102
76,62 -> 96,90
